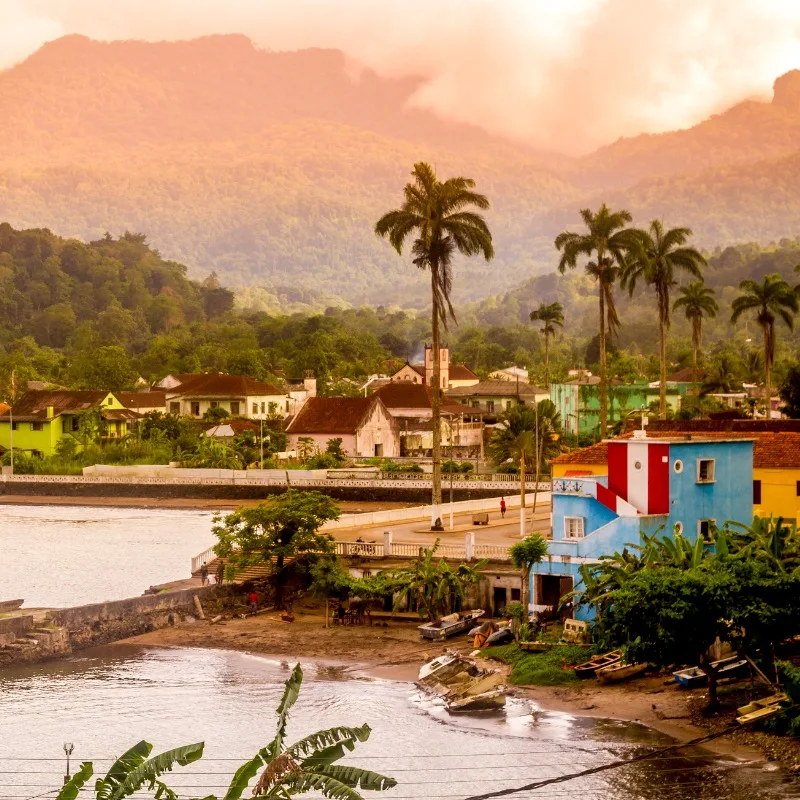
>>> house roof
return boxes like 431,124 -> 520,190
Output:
117,391 -> 167,409
204,420 -> 261,437
0,390 -> 108,422
449,364 -> 480,381
0,403 -> 9,415
168,373 -> 283,398
447,380 -> 546,398
286,396 -> 393,435
666,366 -> 706,383
375,383 -> 465,415
553,428 -> 800,469
102,409 -> 142,421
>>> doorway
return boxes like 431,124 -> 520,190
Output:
535,574 -> 574,619
374,443 -> 383,457
493,586 -> 507,616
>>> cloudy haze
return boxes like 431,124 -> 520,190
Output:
2,0 -> 800,153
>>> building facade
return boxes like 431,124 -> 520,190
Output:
534,435 -> 754,620
390,347 -> 479,390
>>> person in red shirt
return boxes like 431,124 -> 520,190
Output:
248,591 -> 258,613
500,497 -> 506,518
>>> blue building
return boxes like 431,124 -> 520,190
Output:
533,433 -> 754,621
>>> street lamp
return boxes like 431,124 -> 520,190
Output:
63,742 -> 74,784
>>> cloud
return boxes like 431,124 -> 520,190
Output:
3,0 -> 800,153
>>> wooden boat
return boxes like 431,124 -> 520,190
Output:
673,656 -> 749,689
417,653 -> 508,712
595,661 -> 647,684
574,650 -> 621,679
418,609 -> 484,641
736,693 -> 788,725
448,687 -> 507,712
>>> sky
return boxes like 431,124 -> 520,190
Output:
2,0 -> 800,153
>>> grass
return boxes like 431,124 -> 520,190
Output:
483,643 -> 596,686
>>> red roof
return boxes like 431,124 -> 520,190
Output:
117,391 -> 166,409
376,383 -> 465,415
170,373 -> 282,398
666,366 -> 706,383
0,403 -> 9,415
449,364 -> 479,381
0,390 -> 108,422
286,396 -> 395,435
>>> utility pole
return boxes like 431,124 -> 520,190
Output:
8,369 -> 15,474
449,417 -> 455,530
260,416 -> 264,469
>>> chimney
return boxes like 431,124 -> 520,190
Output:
46,405 -> 54,419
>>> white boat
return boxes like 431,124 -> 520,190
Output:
417,653 -> 508,712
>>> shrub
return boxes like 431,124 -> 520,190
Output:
484,643 -> 592,686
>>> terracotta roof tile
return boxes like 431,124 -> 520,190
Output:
448,364 -> 479,381
552,441 -> 609,465
286,396 -> 394,435
447,380 -> 545,398
170,373 -> 283,398
376,383 -> 434,410
0,390 -> 108,422
117,391 -> 166,409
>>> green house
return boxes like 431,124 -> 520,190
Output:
0,390 -> 139,458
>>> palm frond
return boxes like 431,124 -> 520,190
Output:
109,743 -> 204,800
97,741 -> 152,800
58,763 -> 93,800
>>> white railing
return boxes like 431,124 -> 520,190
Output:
334,541 -> 385,558
191,546 -> 217,574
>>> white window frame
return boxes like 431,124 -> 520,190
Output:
564,516 -> 585,539
698,518 -> 716,541
696,458 -> 716,484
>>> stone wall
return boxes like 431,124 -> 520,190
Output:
0,479 -> 508,503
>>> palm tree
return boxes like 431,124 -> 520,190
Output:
488,402 -> 562,536
673,282 -> 718,384
731,274 -> 799,415
555,205 -> 638,437
622,220 -> 707,418
509,533 -> 549,628
59,666 -> 396,800
376,162 -> 493,529
529,302 -> 564,387
701,353 -> 741,396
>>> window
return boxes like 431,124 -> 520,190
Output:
11,421 -> 18,431
511,588 -> 521,601
698,519 -> 716,542
564,516 -> 585,539
191,402 -> 200,417
697,458 -> 715,483
230,402 -> 240,416
673,459 -> 683,473
486,401 -> 495,413
252,403 -> 258,415
210,401 -> 219,409
796,480 -> 800,498
261,402 -> 266,414
753,480 -> 762,505
286,400 -> 290,412
71,417 -> 80,431
31,422 -> 44,431
169,402 -> 180,414
674,521 -> 684,535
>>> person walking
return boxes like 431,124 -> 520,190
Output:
248,591 -> 258,614
216,561 -> 225,586
500,497 -> 506,519
200,563 -> 208,586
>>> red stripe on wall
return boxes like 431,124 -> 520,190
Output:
647,442 -> 670,515
607,442 -> 628,501
596,483 -> 619,515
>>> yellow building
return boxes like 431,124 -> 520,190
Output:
552,430 -> 800,523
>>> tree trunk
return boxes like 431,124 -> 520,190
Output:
692,322 -> 699,388
544,331 -> 550,388
275,553 -> 285,610
519,449 -> 526,539
599,287 -> 608,438
764,324 -> 771,420
430,274 -> 443,530
521,565 -> 531,628
531,421 -> 541,527
325,597 -> 329,628
659,314 -> 668,419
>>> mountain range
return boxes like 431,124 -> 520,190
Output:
0,34 -> 798,309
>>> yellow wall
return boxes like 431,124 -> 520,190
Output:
754,467 -> 800,522
552,462 -> 607,478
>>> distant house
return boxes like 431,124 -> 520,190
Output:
160,373 -> 291,419
0,390 -> 139,457
489,366 -> 529,383
537,434 -> 754,620
375,383 -> 483,457
448,380 -> 548,417
203,420 -> 261,439
285,396 -> 398,458
390,347 -> 479,390
117,391 -> 167,415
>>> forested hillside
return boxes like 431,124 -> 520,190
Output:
0,35 -> 798,309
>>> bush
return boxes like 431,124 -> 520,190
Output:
484,643 -> 592,686
381,462 -> 423,473
495,463 -> 519,475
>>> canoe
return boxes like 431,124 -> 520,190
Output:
418,609 -> 484,641
673,657 -> 749,689
737,692 -> 788,716
673,667 -> 706,689
574,650 -> 621,679
596,662 -> 647,684
485,627 -> 514,647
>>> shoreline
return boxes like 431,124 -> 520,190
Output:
121,607 -> 780,769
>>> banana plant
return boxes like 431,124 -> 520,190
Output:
57,665 -> 396,800
57,740 -> 204,800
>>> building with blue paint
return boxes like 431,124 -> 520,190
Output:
533,433 -> 754,621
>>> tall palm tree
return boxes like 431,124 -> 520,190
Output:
673,282 -> 718,384
555,205 -> 637,437
621,220 -> 707,419
529,301 -> 564,387
376,162 -> 493,529
731,274 -> 798,415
